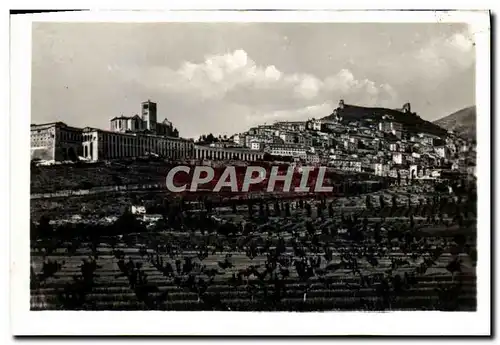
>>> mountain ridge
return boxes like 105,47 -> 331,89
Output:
433,106 -> 476,139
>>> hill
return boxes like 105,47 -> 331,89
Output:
433,106 -> 476,139
321,101 -> 448,137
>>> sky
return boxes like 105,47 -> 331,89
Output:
31,22 -> 475,139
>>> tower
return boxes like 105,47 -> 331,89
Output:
339,99 -> 345,110
141,100 -> 157,132
402,102 -> 411,113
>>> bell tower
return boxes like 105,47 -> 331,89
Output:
141,100 -> 157,132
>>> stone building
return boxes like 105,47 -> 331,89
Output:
329,158 -> 362,172
266,144 -> 308,159
110,100 -> 178,137
81,128 -> 194,161
379,121 -> 403,139
31,122 -> 83,161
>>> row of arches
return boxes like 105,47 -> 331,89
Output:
194,147 -> 263,161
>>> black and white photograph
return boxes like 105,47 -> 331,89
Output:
9,9 -> 491,336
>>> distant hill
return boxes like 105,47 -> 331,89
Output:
433,106 -> 476,139
321,101 -> 448,137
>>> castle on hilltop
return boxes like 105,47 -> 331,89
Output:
397,102 -> 412,114
328,99 -> 446,137
336,99 -> 412,115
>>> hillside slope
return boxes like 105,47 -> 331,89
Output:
322,102 -> 447,136
433,106 -> 476,139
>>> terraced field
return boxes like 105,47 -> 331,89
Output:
31,238 -> 476,311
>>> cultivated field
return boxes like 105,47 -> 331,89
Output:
31,207 -> 477,311
30,160 -> 477,311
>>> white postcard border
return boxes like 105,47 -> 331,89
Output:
10,10 -> 491,336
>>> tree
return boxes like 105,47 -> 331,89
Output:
453,234 -> 466,253
274,200 -> 281,216
468,248 -> 477,267
263,153 -> 273,162
305,221 -> 315,236
247,200 -> 254,218
114,210 -> 145,234
317,204 -> 323,218
259,201 -> 265,219
30,221 -> 38,241
390,195 -> 396,209
374,222 -> 381,244
206,133 -> 216,143
112,174 -> 123,186
153,218 -> 167,232
218,222 -> 238,236
38,215 -> 53,239
366,195 -> 372,209
379,195 -> 385,210
305,203 -> 312,217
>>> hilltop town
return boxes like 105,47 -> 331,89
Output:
31,99 -> 476,182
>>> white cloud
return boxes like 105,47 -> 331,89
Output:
245,103 -> 334,127
380,83 -> 397,99
157,50 -> 397,106
264,65 -> 281,81
415,28 -> 475,76
115,49 -> 399,136
294,75 -> 322,99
